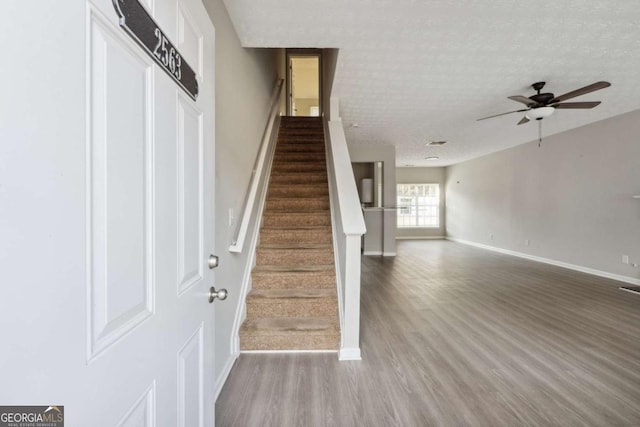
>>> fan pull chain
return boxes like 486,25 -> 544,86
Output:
538,120 -> 542,147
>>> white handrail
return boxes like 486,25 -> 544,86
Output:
325,118 -> 366,361
229,79 -> 283,253
327,121 -> 366,237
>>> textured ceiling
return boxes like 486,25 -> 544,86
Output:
222,0 -> 640,166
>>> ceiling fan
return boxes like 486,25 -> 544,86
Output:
477,81 -> 611,125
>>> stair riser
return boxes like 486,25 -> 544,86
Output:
276,142 -> 324,147
240,334 -> 339,351
276,140 -> 324,153
276,142 -> 324,149
269,175 -> 328,185
272,163 -> 326,173
260,228 -> 332,245
262,214 -> 331,227
252,272 -> 335,290
256,249 -> 334,266
279,128 -> 323,134
269,180 -> 328,187
273,154 -> 326,163
277,138 -> 324,145
265,198 -> 329,211
268,186 -> 328,198
247,299 -> 337,318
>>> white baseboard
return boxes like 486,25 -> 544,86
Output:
214,352 -> 239,401
241,349 -> 339,354
339,347 -> 362,361
363,251 -> 396,257
396,236 -> 445,240
447,237 -> 640,286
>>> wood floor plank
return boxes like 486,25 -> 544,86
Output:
216,241 -> 640,426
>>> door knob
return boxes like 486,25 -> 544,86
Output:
208,255 -> 219,269
209,286 -> 227,303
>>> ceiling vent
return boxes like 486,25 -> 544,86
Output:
427,140 -> 448,146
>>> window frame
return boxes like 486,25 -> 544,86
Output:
396,183 -> 440,229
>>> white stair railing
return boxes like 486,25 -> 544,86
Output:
229,79 -> 283,253
325,118 -> 366,361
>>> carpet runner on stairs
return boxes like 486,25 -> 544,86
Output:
239,116 -> 340,351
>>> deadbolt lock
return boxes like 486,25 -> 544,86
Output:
208,254 -> 219,269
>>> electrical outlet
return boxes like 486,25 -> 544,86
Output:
525,239 -> 530,246
228,208 -> 235,226
622,255 -> 630,265
490,234 -> 494,240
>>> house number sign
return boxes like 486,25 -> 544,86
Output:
113,0 -> 199,99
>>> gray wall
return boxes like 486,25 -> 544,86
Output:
396,167 -> 446,239
446,109 -> 640,281
322,48 -> 339,120
202,0 -> 278,383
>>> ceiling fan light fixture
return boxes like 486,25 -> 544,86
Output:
525,106 -> 554,120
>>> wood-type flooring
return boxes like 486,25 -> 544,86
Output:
216,240 -> 640,426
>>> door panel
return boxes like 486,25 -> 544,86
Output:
87,9 -> 155,361
117,384 -> 156,427
178,325 -> 205,427
177,94 -> 204,295
177,5 -> 204,77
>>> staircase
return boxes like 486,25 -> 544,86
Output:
239,116 -> 340,351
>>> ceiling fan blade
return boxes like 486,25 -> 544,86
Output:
477,108 -> 529,121
508,95 -> 536,106
552,81 -> 611,103
553,101 -> 601,109
517,116 -> 530,125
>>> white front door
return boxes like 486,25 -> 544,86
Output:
0,0 -> 217,425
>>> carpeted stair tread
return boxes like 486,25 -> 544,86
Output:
262,212 -> 331,227
259,243 -> 333,250
265,198 -> 330,212
246,289 -> 338,317
263,210 -> 330,216
251,268 -> 335,290
271,163 -> 327,172
241,316 -> 339,335
260,225 -> 331,232
240,321 -> 339,350
269,180 -> 328,186
252,274 -> 334,290
268,185 -> 328,198
247,289 -> 338,319
276,144 -> 325,150
269,173 -> 327,185
248,288 -> 336,300
253,264 -> 335,273
261,225 -> 332,231
256,246 -> 334,266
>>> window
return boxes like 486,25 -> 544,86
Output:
397,183 -> 440,228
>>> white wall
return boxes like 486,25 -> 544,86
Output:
396,167 -> 446,239
202,0 -> 278,388
322,49 -> 339,120
347,144 -> 397,255
446,109 -> 640,283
